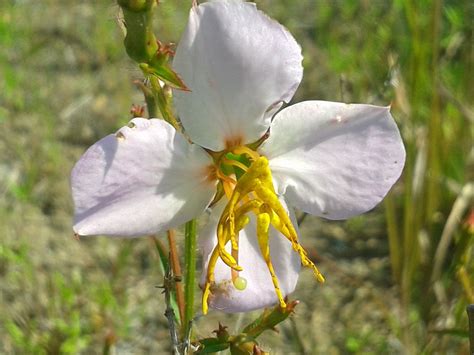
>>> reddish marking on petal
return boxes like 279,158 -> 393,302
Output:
202,164 -> 218,184
224,135 -> 244,150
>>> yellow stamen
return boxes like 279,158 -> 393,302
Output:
202,246 -> 220,315
254,183 -> 325,282
202,214 -> 249,314
256,212 -> 286,309
222,157 -> 249,172
202,152 -> 325,314
216,223 -> 242,270
222,181 -> 234,200
234,199 -> 263,218
233,145 -> 260,161
231,214 -> 249,283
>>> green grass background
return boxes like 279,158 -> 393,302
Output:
0,0 -> 472,353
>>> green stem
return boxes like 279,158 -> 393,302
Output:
119,0 -> 157,64
167,230 -> 185,326
184,219 -> 197,337
134,80 -> 158,118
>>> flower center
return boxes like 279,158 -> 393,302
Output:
202,146 -> 325,314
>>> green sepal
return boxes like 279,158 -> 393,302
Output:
193,302 -> 298,355
194,338 -> 230,354
242,300 -> 299,338
141,62 -> 189,91
150,76 -> 171,117
229,334 -> 259,355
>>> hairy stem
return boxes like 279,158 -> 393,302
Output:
164,260 -> 181,355
167,229 -> 185,326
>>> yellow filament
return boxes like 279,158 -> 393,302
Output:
222,181 -> 234,200
202,214 -> 250,314
234,199 -> 263,217
216,223 -> 239,269
254,183 -> 325,282
231,214 -> 249,286
222,157 -> 249,172
202,246 -> 220,315
233,145 -> 260,161
256,212 -> 286,309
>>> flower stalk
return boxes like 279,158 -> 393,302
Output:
148,74 -> 181,131
163,259 -> 182,355
133,80 -> 159,119
117,1 -> 195,344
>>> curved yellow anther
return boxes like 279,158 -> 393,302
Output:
253,181 -> 325,283
202,213 -> 251,314
235,199 -> 263,218
204,151 -> 325,315
235,214 -> 250,232
269,210 -> 292,241
202,246 -> 221,314
257,212 -> 286,310
217,223 -> 241,270
230,214 -> 249,254
254,181 -> 293,232
232,157 -> 270,195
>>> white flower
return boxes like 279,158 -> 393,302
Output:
71,0 -> 405,314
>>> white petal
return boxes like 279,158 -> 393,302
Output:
71,118 -> 216,237
260,101 -> 406,219
199,199 -> 301,313
173,0 -> 303,151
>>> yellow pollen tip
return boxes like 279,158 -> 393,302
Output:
233,276 -> 247,290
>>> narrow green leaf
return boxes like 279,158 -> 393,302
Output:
148,64 -> 189,91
